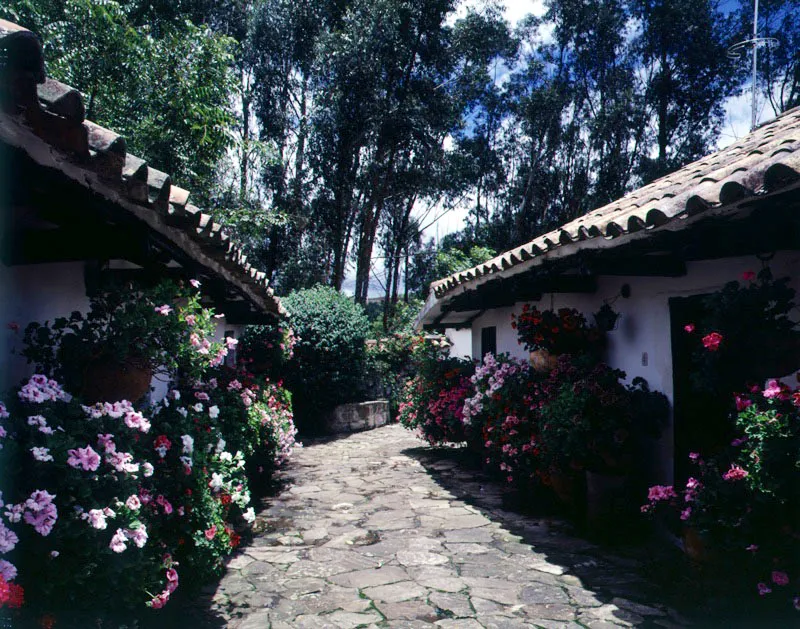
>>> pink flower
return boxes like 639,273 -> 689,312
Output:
97,434 -> 116,453
185,315 -> 197,326
757,582 -> 772,596
702,332 -> 723,351
742,270 -> 756,282
194,391 -> 210,401
190,279 -> 201,289
772,571 -> 790,586
124,411 -> 151,433
683,324 -> 695,333
154,305 -> 172,316
723,465 -> 749,481
166,568 -> 179,583
204,525 -> 217,540
126,524 -> 148,548
746,544 -> 759,552
110,529 -> 127,553
149,591 -> 170,609
763,379 -> 784,400
688,452 -> 700,462
67,446 -> 101,471
0,559 -> 16,581
85,509 -> 109,530
125,495 -> 141,511
735,395 -> 752,412
680,507 -> 692,521
647,485 -> 677,502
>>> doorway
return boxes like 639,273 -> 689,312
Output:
669,295 -> 735,483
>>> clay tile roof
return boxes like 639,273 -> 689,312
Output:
430,105 -> 800,299
0,19 -> 283,319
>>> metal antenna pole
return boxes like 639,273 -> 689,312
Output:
727,0 -> 778,132
752,0 -> 759,131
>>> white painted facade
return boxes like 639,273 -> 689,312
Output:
443,251 -> 800,485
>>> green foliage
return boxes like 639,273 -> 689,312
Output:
2,0 -> 237,202
688,267 -> 800,396
282,286 -> 371,430
365,333 -> 422,418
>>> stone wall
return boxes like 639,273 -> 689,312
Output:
324,400 -> 390,434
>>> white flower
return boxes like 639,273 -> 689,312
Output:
215,438 -> 226,454
209,405 -> 220,419
193,403 -> 204,412
31,447 -> 53,462
177,407 -> 188,418
209,473 -> 224,491
181,434 -> 194,454
142,462 -> 154,477
242,507 -> 256,524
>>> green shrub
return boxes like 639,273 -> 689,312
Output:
282,286 -> 370,431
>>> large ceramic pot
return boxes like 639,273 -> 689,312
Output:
529,349 -> 559,373
81,355 -> 153,403
585,470 -> 627,529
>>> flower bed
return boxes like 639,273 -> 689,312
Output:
0,281 -> 298,619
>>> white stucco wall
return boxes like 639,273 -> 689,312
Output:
0,261 -> 90,392
444,250 -> 800,485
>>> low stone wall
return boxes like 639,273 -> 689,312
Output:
324,400 -> 390,434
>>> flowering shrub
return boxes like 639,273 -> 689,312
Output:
0,282 -> 299,617
239,321 -> 297,379
398,339 -> 474,444
366,334 -> 423,419
643,381 -> 800,612
534,356 -> 634,474
462,354 -> 543,484
512,305 -> 603,356
685,267 -> 799,396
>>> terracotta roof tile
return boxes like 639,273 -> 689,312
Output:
0,20 -> 282,318
431,106 -> 800,298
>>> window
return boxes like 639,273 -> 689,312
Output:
481,326 -> 496,357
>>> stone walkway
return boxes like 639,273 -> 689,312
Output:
201,425 -> 686,628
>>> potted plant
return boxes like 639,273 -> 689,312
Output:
21,279 -> 222,402
512,306 -> 603,371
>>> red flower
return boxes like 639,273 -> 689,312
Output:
683,324 -> 695,333
220,493 -> 232,506
742,270 -> 756,282
204,525 -> 217,540
702,332 -> 723,351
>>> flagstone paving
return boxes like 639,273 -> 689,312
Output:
199,425 -> 687,628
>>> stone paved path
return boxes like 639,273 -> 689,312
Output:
203,425 -> 687,628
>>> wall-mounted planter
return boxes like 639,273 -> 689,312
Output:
324,400 -> 389,434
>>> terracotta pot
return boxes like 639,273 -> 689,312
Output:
682,526 -> 709,562
81,355 -> 153,403
529,349 -> 559,373
585,470 -> 627,528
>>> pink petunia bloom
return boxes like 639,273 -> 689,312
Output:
190,279 -> 201,289
683,324 -> 695,333
125,495 -> 141,511
647,485 -> 677,502
723,465 -> 749,481
0,560 -> 16,581
772,571 -> 790,586
109,529 -> 127,553
84,509 -> 109,530
702,332 -> 723,351
67,446 -> 101,471
97,434 -> 116,453
680,507 -> 692,521
763,379 -> 784,400
185,315 -> 197,326
124,411 -> 151,433
126,524 -> 148,548
0,523 -> 18,553
154,305 -> 172,316
688,452 -> 700,462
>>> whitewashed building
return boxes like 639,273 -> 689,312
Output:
418,106 -> 800,485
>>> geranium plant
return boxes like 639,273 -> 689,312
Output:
512,305 -> 603,356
